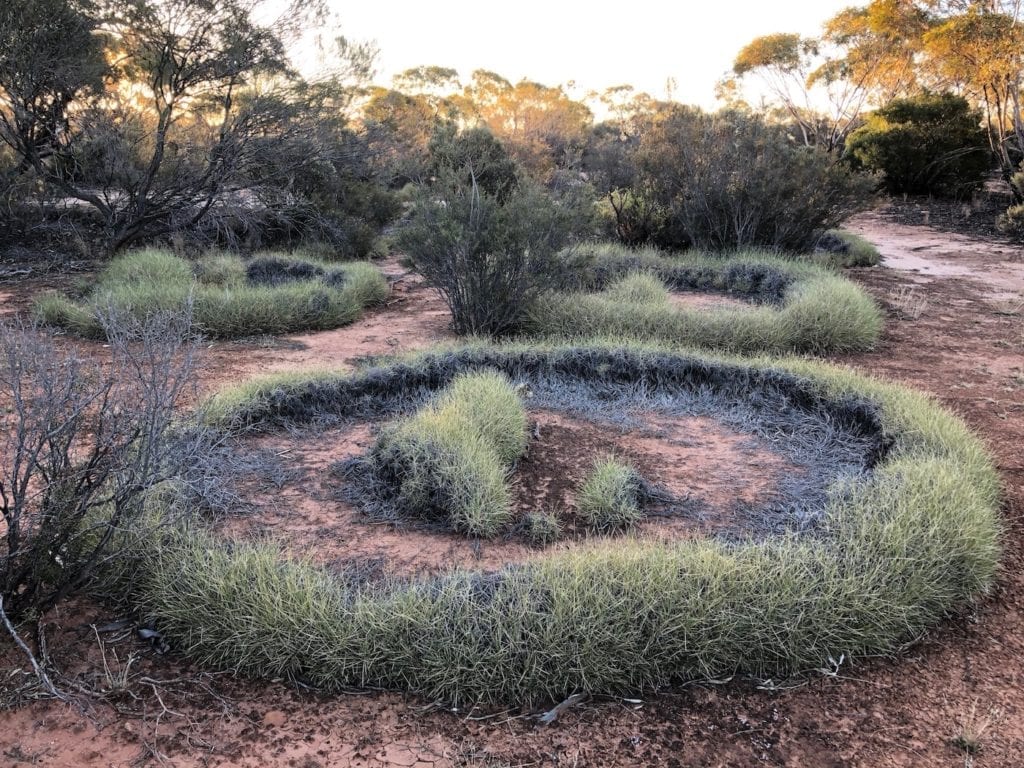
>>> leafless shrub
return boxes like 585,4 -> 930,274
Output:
889,285 -> 929,320
0,308 -> 200,638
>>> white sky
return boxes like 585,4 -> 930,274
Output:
317,0 -> 859,107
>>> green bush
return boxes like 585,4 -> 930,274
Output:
34,250 -> 388,339
368,370 -> 527,537
998,203 -> 1024,238
577,456 -> 643,532
636,108 -> 874,252
130,344 -> 1001,706
428,125 -> 521,202
845,93 -> 991,199
997,165 -> 1024,239
528,245 -> 882,354
397,128 -> 580,337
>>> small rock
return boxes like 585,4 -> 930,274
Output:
262,710 -> 287,727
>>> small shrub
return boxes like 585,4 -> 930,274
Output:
428,125 -> 521,202
397,128 -> 578,337
845,93 -> 991,199
997,167 -> 1024,239
998,204 -> 1024,238
577,456 -> 642,532
368,371 -> 527,537
1,312 -> 198,625
523,510 -> 562,547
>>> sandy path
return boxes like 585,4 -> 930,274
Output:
847,211 -> 1024,299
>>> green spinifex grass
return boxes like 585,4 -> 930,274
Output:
369,370 -> 528,536
34,249 -> 388,339
528,244 -> 882,354
815,230 -> 882,268
130,344 -> 1000,706
577,456 -> 643,532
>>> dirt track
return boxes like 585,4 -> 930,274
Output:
1,214 -> 1023,767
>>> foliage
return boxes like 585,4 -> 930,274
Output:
131,344 -> 1000,705
997,164 -> 1024,238
397,129 -> 580,337
731,1 -> 1024,201
730,32 -> 868,150
636,108 -> 875,252
0,0 -> 389,253
366,371 -> 527,536
428,125 -> 521,201
35,249 -> 388,339
577,457 -> 643,532
845,93 -> 991,198
458,71 -> 593,182
0,0 -> 107,176
921,6 -> 1024,195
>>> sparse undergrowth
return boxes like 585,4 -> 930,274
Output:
34,249 -> 389,339
527,244 -> 882,354
126,344 -> 1000,707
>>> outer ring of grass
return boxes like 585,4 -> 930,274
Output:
528,246 -> 883,354
34,250 -> 389,339
136,343 -> 1000,707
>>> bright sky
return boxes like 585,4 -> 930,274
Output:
319,0 -> 859,107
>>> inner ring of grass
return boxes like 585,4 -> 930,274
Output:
526,245 -> 883,354
138,344 -> 1001,707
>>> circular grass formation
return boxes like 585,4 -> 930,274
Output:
34,249 -> 389,339
527,244 -> 883,354
135,344 -> 1000,707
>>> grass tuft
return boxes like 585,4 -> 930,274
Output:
577,456 -> 643,532
367,370 -> 527,537
806,230 -> 882,269
522,510 -> 563,547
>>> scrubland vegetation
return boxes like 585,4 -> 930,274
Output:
120,344 -> 1001,704
34,250 -> 388,338
526,245 -> 883,354
0,0 -> 1017,720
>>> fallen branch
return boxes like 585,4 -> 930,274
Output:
0,595 -> 65,700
